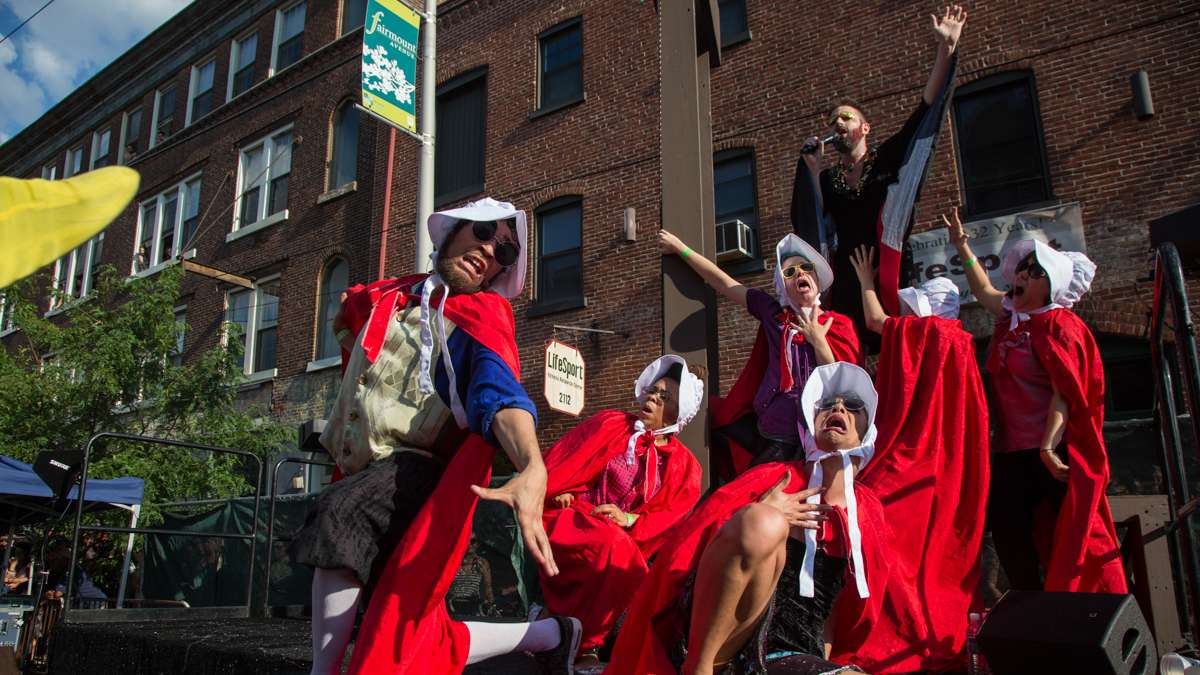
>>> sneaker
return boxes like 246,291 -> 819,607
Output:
535,615 -> 582,675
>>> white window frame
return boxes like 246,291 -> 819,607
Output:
149,85 -> 177,150
90,128 -> 112,169
118,107 -> 143,165
132,173 -> 202,277
64,145 -> 84,177
186,58 -> 217,126
270,1 -> 306,77
171,305 -> 188,367
42,164 -> 58,180
48,233 -> 104,313
227,31 -> 258,100
224,275 -> 280,379
230,125 -> 293,240
0,292 -> 16,336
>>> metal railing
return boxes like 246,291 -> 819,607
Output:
65,432 -> 263,621
1148,242 -> 1200,645
262,455 -> 333,610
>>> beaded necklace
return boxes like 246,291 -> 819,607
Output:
830,147 -> 877,200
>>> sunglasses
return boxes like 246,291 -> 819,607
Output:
781,261 -> 816,278
1014,257 -> 1047,279
471,221 -> 521,268
815,395 -> 867,413
827,110 -> 857,126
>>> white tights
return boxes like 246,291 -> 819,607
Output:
309,567 -> 361,675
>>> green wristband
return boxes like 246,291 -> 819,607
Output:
962,256 -> 977,269
680,247 -> 692,259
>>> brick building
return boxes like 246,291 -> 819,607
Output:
1,0 -> 1198,466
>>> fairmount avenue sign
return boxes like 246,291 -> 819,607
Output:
544,340 -> 585,416
360,0 -> 420,133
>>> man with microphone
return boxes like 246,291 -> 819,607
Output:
791,5 -> 967,348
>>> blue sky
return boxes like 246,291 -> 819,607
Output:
0,0 -> 192,147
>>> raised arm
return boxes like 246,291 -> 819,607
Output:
849,246 -> 888,335
658,229 -> 749,309
924,5 -> 966,105
945,208 -> 1006,318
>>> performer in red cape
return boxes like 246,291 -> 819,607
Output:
842,246 -> 991,673
658,230 -> 862,484
947,207 -> 1127,594
791,6 -> 965,348
537,354 -> 704,667
290,198 -> 582,675
607,362 -> 886,675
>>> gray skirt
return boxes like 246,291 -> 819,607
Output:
289,452 -> 443,587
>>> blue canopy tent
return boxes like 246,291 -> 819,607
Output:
0,455 -> 144,605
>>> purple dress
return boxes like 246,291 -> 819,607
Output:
746,288 -> 819,444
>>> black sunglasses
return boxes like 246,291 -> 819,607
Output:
816,395 -> 867,413
1014,257 -> 1047,279
781,260 -> 816,278
471,221 -> 521,268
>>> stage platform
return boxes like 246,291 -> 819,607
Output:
47,617 -> 541,675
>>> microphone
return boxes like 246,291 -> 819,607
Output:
801,133 -> 839,154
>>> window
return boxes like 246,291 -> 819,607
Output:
538,18 -> 583,111
718,0 -> 750,46
435,69 -> 487,204
341,0 -> 366,34
90,129 -> 112,169
188,59 -> 216,125
315,259 -> 349,360
0,292 -> 15,333
535,197 -> 583,309
952,71 -> 1052,216
171,306 -> 187,367
42,163 -> 58,180
134,175 -> 202,273
229,33 -> 258,99
151,85 -> 177,148
226,279 -> 279,375
273,2 -> 306,74
64,146 -> 84,177
50,234 -> 104,309
328,102 -> 360,190
235,127 -> 292,231
120,107 -> 143,163
713,149 -> 760,262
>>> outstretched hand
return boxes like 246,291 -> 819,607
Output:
849,246 -> 877,289
794,304 -> 834,345
758,471 -> 831,530
472,470 -> 559,576
931,5 -> 967,53
658,229 -> 687,256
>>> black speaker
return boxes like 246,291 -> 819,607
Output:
32,450 -> 84,503
978,591 -> 1156,675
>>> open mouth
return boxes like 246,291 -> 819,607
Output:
641,403 -> 655,415
794,277 -> 812,292
822,412 -> 849,434
461,254 -> 486,277
1012,283 -> 1026,297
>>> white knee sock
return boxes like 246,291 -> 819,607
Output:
464,619 -> 562,665
310,567 -> 362,675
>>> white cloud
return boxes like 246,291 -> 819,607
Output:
0,0 -> 192,144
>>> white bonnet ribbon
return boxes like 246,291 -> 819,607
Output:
1001,295 -> 1061,332
798,445 -> 874,600
417,276 -> 468,428
625,418 -> 677,465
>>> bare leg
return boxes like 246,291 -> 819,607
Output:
681,503 -> 790,675
310,567 -> 361,675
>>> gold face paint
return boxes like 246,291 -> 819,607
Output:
828,110 -> 857,126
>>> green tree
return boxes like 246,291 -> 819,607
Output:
0,265 -> 291,526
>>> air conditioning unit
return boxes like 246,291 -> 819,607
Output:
715,219 -> 754,262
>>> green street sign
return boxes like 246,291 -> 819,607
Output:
361,0 -> 421,133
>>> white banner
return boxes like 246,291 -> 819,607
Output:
908,203 -> 1086,304
544,340 -> 586,416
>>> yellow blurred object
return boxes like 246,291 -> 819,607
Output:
0,166 -> 140,288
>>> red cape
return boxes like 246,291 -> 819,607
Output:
604,461 -> 889,675
988,309 -> 1126,594
543,410 -> 703,556
828,316 -> 990,673
709,310 -> 862,481
540,410 -> 702,648
342,276 -> 523,675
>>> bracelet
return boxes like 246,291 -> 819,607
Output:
962,256 -> 977,269
335,328 -> 352,343
680,246 -> 692,259
625,512 -> 635,527
1039,447 -> 1056,454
